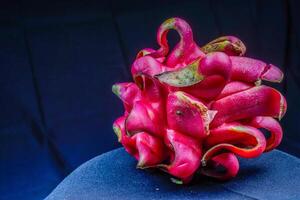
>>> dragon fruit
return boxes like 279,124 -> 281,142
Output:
112,17 -> 287,184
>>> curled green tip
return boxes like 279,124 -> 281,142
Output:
230,125 -> 248,133
162,18 -> 176,29
170,177 -> 183,185
112,84 -> 120,97
156,59 -> 203,87
112,125 -> 121,142
201,36 -> 246,56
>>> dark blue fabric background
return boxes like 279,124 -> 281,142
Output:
0,0 -> 300,199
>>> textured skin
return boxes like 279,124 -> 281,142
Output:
112,17 -> 287,183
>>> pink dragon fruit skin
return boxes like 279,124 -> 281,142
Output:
166,91 -> 216,140
112,17 -> 287,184
159,129 -> 202,184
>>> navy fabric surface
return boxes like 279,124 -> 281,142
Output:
46,148 -> 300,200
